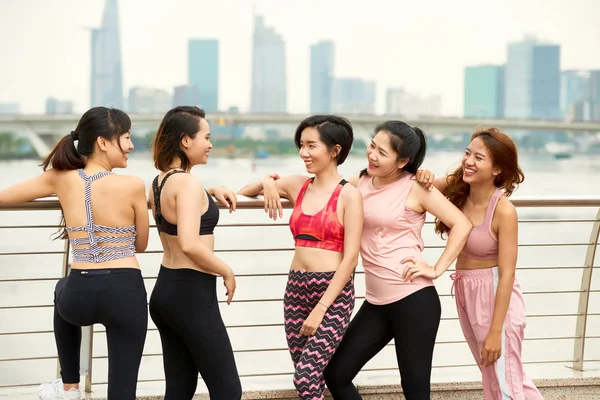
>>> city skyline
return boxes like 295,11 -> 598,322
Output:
0,0 -> 598,116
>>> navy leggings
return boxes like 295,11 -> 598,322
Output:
54,268 -> 148,400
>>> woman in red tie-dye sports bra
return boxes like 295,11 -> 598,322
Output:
238,115 -> 363,400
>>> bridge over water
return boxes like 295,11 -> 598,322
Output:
1,113 -> 599,159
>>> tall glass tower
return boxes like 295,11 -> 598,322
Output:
188,39 -> 219,112
90,0 -> 123,109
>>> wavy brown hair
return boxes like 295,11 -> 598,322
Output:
435,127 -> 525,237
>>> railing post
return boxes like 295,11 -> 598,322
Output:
56,238 -> 70,379
81,325 -> 94,393
573,208 -> 600,371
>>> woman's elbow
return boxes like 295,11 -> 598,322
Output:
135,240 -> 148,253
460,218 -> 473,236
179,238 -> 197,257
237,185 -> 256,197
344,254 -> 359,271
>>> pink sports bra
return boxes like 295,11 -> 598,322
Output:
460,188 -> 502,261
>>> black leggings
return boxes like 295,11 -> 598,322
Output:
149,266 -> 242,400
324,286 -> 441,400
54,268 -> 148,400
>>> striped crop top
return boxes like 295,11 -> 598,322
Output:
66,169 -> 137,263
288,178 -> 346,253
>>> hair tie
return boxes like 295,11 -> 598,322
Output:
70,131 -> 78,141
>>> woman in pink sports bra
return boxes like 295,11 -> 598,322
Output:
238,115 -> 363,400
419,126 -> 543,400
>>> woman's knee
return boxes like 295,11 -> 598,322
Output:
214,378 -> 242,400
323,362 -> 348,390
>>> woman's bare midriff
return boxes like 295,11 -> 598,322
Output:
290,247 -> 343,273
71,257 -> 141,270
160,233 -> 217,275
456,255 -> 498,271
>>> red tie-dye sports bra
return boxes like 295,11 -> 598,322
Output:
289,178 -> 346,253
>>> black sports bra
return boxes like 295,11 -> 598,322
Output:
152,170 -> 219,236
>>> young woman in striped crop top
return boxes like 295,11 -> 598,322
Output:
148,106 -> 242,400
417,126 -> 543,399
238,115 -> 363,400
0,107 -> 150,400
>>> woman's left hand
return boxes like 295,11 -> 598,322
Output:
211,186 -> 237,213
481,330 -> 502,367
401,256 -> 437,281
300,307 -> 326,336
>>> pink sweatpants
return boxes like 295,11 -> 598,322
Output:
452,267 -> 544,400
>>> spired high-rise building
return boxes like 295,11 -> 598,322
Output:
90,0 -> 124,109
250,15 -> 287,113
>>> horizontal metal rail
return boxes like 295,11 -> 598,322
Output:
0,196 -> 598,393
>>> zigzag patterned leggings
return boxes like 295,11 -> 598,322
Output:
284,269 -> 355,400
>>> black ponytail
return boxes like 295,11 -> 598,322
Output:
41,133 -> 85,171
404,126 -> 427,173
40,107 -> 131,171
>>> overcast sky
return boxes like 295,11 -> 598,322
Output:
0,0 -> 598,116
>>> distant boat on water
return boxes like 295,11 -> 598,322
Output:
545,141 -> 577,159
255,149 -> 269,159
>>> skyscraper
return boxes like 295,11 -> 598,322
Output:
331,78 -> 376,114
464,65 -> 505,118
590,70 -> 600,121
172,85 -> 201,108
386,88 -> 442,118
188,39 -> 219,112
250,15 -> 287,113
505,36 -> 560,120
310,41 -> 334,113
561,70 -> 590,121
90,0 -> 123,109
46,98 -> 74,115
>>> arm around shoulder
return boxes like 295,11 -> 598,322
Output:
414,184 -> 472,277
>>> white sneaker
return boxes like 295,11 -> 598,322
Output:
38,379 -> 81,400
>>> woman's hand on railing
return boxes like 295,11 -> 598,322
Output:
263,174 -> 283,220
210,185 -> 237,213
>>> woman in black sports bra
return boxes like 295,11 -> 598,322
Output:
147,106 -> 242,400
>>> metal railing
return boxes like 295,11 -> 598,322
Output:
0,196 -> 599,393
